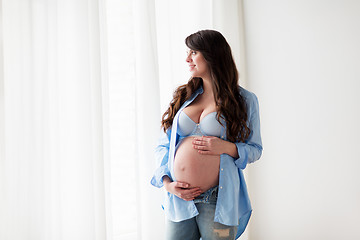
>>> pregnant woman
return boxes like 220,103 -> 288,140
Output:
151,30 -> 263,240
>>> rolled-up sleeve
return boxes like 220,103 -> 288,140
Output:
234,92 -> 263,169
150,128 -> 172,188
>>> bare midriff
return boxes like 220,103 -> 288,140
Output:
174,136 -> 220,192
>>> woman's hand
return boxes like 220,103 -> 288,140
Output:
163,176 -> 202,201
192,136 -> 239,158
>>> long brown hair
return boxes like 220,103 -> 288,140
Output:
161,30 -> 250,142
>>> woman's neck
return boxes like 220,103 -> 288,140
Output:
201,78 -> 214,97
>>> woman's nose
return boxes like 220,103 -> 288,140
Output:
186,54 -> 192,63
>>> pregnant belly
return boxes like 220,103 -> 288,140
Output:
174,137 -> 220,192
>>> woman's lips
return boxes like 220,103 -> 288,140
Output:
189,65 -> 195,71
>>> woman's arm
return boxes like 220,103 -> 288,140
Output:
233,92 -> 262,169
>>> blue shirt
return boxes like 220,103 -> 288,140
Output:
150,86 -> 262,238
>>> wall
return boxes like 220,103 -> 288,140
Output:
242,0 -> 360,239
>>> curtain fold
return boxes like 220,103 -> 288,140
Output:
212,0 -> 247,86
0,0 -> 4,174
133,0 -> 164,239
0,0 -> 107,239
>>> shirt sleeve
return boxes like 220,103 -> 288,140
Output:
234,92 -> 263,169
150,128 -> 172,188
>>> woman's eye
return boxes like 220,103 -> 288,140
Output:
186,50 -> 196,56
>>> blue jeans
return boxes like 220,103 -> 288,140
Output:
165,186 -> 238,240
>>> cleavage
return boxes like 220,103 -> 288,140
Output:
182,107 -> 216,124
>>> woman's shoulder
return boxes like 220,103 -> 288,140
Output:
238,86 -> 259,104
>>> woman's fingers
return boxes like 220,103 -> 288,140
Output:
192,137 -> 211,146
192,136 -> 215,149
193,145 -> 207,150
197,150 -> 211,155
192,140 -> 206,146
192,141 -> 211,154
192,136 -> 225,155
192,137 -> 210,152
174,181 -> 190,189
176,186 -> 202,201
166,181 -> 203,200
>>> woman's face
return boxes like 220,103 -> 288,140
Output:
186,49 -> 210,79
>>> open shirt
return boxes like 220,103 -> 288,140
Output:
150,86 -> 263,238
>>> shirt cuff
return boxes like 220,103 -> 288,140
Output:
234,142 -> 248,169
150,165 -> 171,188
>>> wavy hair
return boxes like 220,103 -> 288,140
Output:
161,30 -> 250,142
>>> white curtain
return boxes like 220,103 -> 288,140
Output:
133,0 -> 163,239
0,0 -> 108,239
0,0 -> 248,239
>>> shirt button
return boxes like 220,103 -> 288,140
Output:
221,168 -> 224,171
221,136 -> 224,139
220,186 -> 223,189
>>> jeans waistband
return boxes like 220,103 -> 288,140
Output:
193,185 -> 218,204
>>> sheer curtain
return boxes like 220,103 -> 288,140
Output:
0,0 -> 108,239
0,0 -> 248,239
